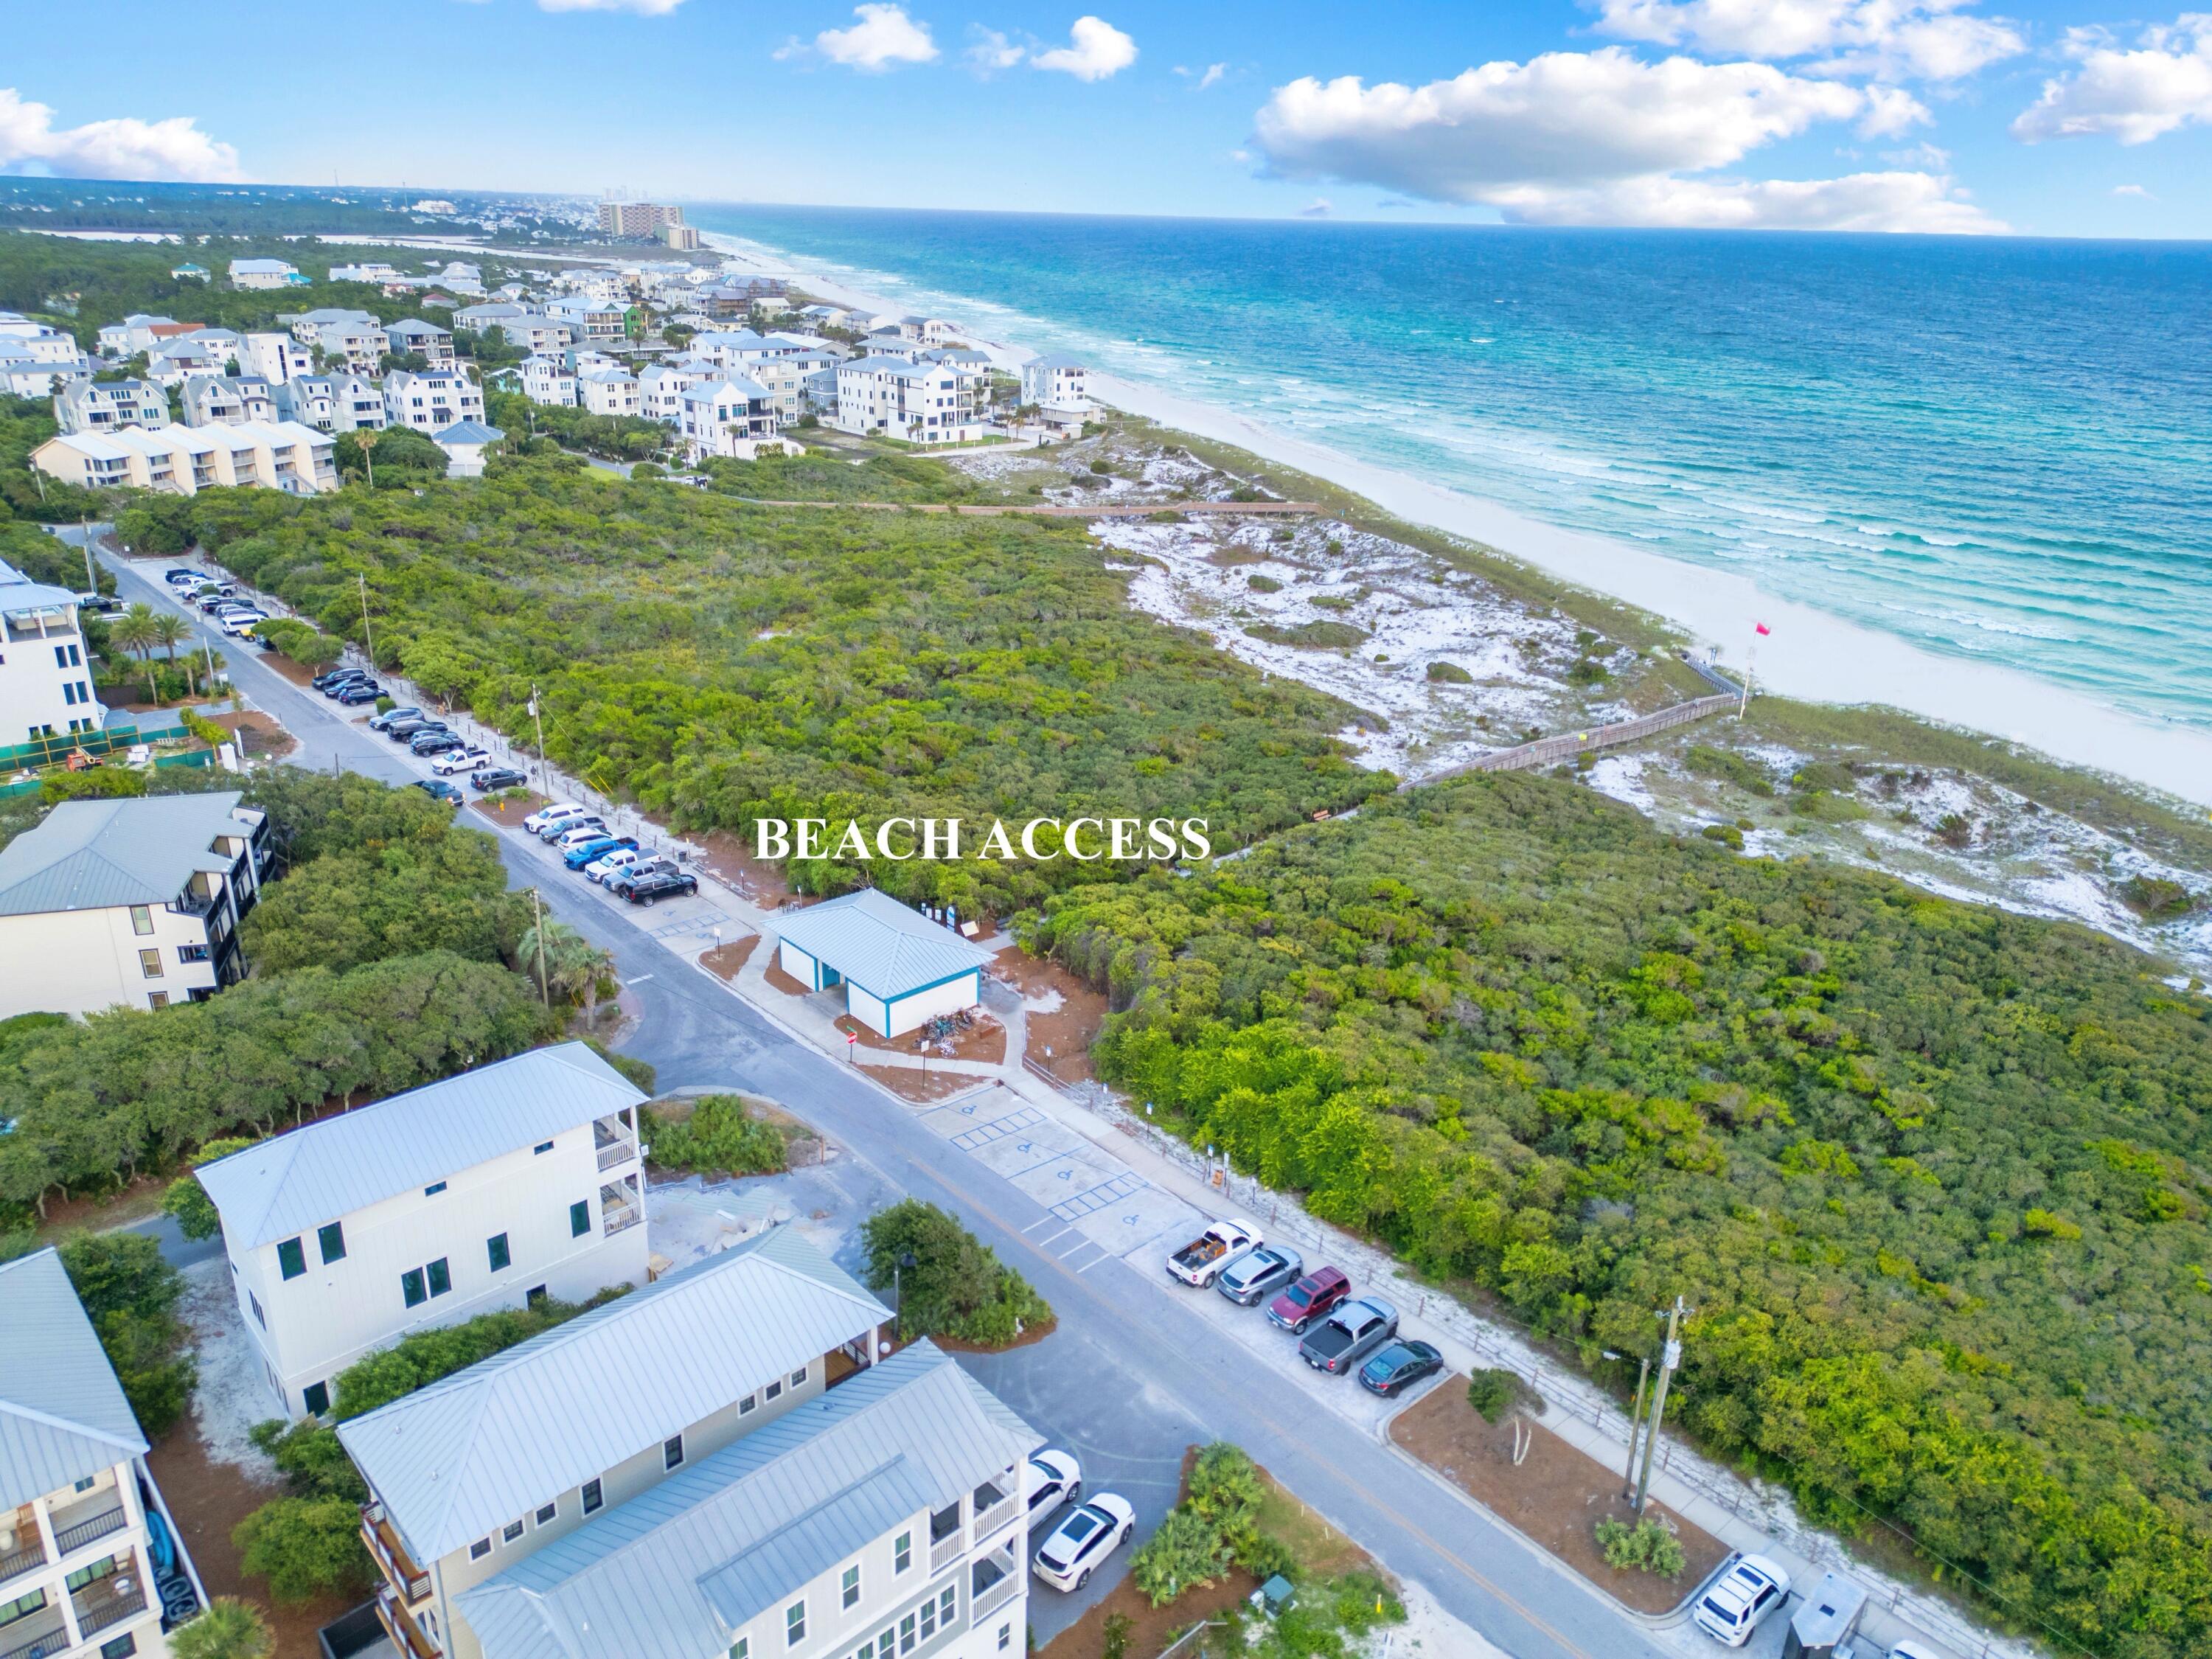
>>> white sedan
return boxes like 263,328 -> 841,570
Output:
1026,1450 -> 1082,1526
431,747 -> 493,776
1032,1493 -> 1133,1593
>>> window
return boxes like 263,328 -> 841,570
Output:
177,943 -> 209,964
401,1269 -> 426,1308
785,1599 -> 806,1647
790,1366 -> 807,1388
877,1627 -> 896,1659
487,1233 -> 511,1273
139,949 -> 164,980
582,1478 -> 603,1514
319,1222 -> 346,1265
527,1284 -> 548,1307
146,992 -> 168,1009
469,1538 -> 492,1562
276,1238 -> 306,1281
302,1381 -> 330,1417
765,1379 -> 782,1402
66,1557 -> 119,1593
664,1434 -> 684,1470
130,906 -> 153,936
893,1530 -> 911,1574
535,1501 -> 557,1526
899,1612 -> 917,1654
502,1520 -> 524,1544
939,1587 -> 956,1625
248,1291 -> 265,1328
423,1181 -> 447,1197
1,1587 -> 49,1625
998,1624 -> 1011,1651
841,1564 -> 860,1609
738,1393 -> 757,1416
100,1635 -> 136,1659
427,1257 -> 451,1297
73,1475 -> 97,1494
919,1596 -> 936,1641
534,1139 -> 554,1155
571,1199 -> 590,1237
728,1643 -> 748,1659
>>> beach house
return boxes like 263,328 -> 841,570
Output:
0,560 -> 102,747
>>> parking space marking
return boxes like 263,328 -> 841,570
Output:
950,1107 -> 1046,1152
1050,1170 -> 1148,1222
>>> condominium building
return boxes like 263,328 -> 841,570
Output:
574,367 -> 640,418
543,295 -> 628,340
193,1042 -> 655,1422
54,379 -> 167,436
519,355 -> 577,408
597,200 -> 684,240
291,309 -> 389,374
337,1226 -> 896,1659
0,1249 -> 209,1659
240,330 -> 313,383
455,1342 -> 1040,1659
384,319 -> 456,369
274,373 -> 388,434
383,368 -> 485,434
832,356 -> 987,445
29,422 -> 339,496
0,791 -> 268,1020
0,559 -> 101,745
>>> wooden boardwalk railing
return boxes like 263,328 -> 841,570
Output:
1432,692 -> 1739,780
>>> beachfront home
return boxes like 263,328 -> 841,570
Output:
229,257 -> 305,289
31,422 -> 339,497
771,888 -> 995,1038
0,791 -> 268,1019
1021,354 -> 1091,420
0,559 -> 100,747
337,1227 -> 896,1659
144,336 -> 234,389
95,314 -> 184,358
331,261 -> 401,283
171,261 -> 209,281
192,1041 -> 654,1422
0,1248 -> 209,1659
831,355 -> 987,446
383,367 -> 485,433
385,318 -> 456,368
0,314 -> 91,394
453,1342 -> 1039,1659
55,378 -> 168,435
544,293 -> 629,340
677,377 -> 782,459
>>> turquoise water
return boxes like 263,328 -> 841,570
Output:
689,206 -> 2212,731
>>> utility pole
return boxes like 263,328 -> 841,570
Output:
1615,1347 -> 1655,1499
80,515 -> 94,594
1634,1297 -> 1688,1515
356,571 -> 376,672
530,886 -> 550,1006
529,685 -> 548,794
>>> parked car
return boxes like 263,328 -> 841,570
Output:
1026,1450 -> 1082,1524
1266,1266 -> 1352,1335
367,706 -> 422,731
1298,1296 -> 1399,1375
409,732 -> 464,757
624,868 -> 699,905
524,801 -> 588,836
1167,1220 -> 1261,1289
565,835 -> 636,871
1032,1495 -> 1135,1593
470,766 -> 526,792
1694,1556 -> 1791,1649
1215,1245 -> 1302,1308
386,718 -> 446,741
163,568 -> 200,586
414,779 -> 463,804
606,858 -> 677,894
195,591 -> 237,612
431,746 -> 492,775
552,820 -> 611,851
313,668 -> 367,692
220,616 -> 260,640
332,682 -> 383,706
583,846 -> 643,883
1358,1340 -> 1444,1398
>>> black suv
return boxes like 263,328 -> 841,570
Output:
624,869 -> 700,905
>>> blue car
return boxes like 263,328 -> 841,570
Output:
563,835 -> 636,871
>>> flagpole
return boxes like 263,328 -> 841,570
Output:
1740,626 -> 1761,717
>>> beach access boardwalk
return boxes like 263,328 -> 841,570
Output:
1431,656 -> 1745,780
725,496 -> 1321,518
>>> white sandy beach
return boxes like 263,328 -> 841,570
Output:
707,235 -> 2212,810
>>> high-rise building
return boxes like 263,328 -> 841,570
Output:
597,200 -> 685,239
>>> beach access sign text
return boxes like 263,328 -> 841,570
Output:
754,817 -> 1211,863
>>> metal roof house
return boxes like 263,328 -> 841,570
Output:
0,791 -> 268,1019
194,1042 -> 653,1424
0,1249 -> 206,1656
455,1341 -> 1041,1659
772,889 -> 995,1039
338,1227 -> 894,1659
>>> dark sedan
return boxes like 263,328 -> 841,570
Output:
409,731 -> 464,756
1358,1340 -> 1444,1398
414,779 -> 463,804
332,681 -> 383,706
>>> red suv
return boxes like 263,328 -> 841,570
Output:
1266,1266 -> 1351,1335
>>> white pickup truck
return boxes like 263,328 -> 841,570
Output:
1166,1219 -> 1261,1288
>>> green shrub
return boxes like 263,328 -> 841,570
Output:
58,1232 -> 195,1435
642,1096 -> 787,1178
1700,823 -> 1745,850
1245,619 -> 1368,650
170,1599 -> 273,1659
1425,660 -> 1472,684
1595,1517 -> 1686,1578
232,1497 -> 372,1603
1567,658 -> 1608,687
41,767 -> 148,804
1682,744 -> 1774,796
860,1200 -> 1051,1347
161,1136 -> 258,1240
2120,875 -> 2197,919
1466,1368 -> 1524,1424
1248,573 -> 1284,594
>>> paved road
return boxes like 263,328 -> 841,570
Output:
86,536 -> 1681,1659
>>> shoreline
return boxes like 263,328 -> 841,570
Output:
704,232 -> 2212,811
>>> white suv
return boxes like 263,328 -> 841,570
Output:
1694,1555 -> 1790,1647
524,802 -> 587,836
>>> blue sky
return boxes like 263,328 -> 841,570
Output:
4,0 -> 2208,237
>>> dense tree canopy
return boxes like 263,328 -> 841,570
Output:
1036,772 -> 2212,1657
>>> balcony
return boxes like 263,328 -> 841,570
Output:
70,1571 -> 147,1638
0,1507 -> 44,1584
48,1501 -> 125,1557
595,1138 -> 637,1172
0,1607 -> 69,1659
971,1492 -> 1018,1545
928,1500 -> 964,1575
971,1541 -> 1020,1623
360,1503 -> 431,1604
375,1587 -> 441,1659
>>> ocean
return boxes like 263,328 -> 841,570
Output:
686,206 -> 2212,734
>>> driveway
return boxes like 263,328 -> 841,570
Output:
88,535 -> 1677,1659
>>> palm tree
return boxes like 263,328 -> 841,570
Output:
518,916 -> 616,1020
109,604 -> 161,703
150,611 -> 192,694
170,1599 -> 272,1659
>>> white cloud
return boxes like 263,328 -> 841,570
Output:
815,4 -> 939,71
1590,0 -> 2023,81
537,0 -> 688,13
1493,169 -> 2002,230
1300,197 -> 1334,215
2011,15 -> 2212,145
0,88 -> 242,182
1251,50 -> 2000,231
1032,16 -> 1137,80
1197,62 -> 1226,90
1858,83 -> 1932,134
2113,181 -> 2154,195
967,27 -> 1026,72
